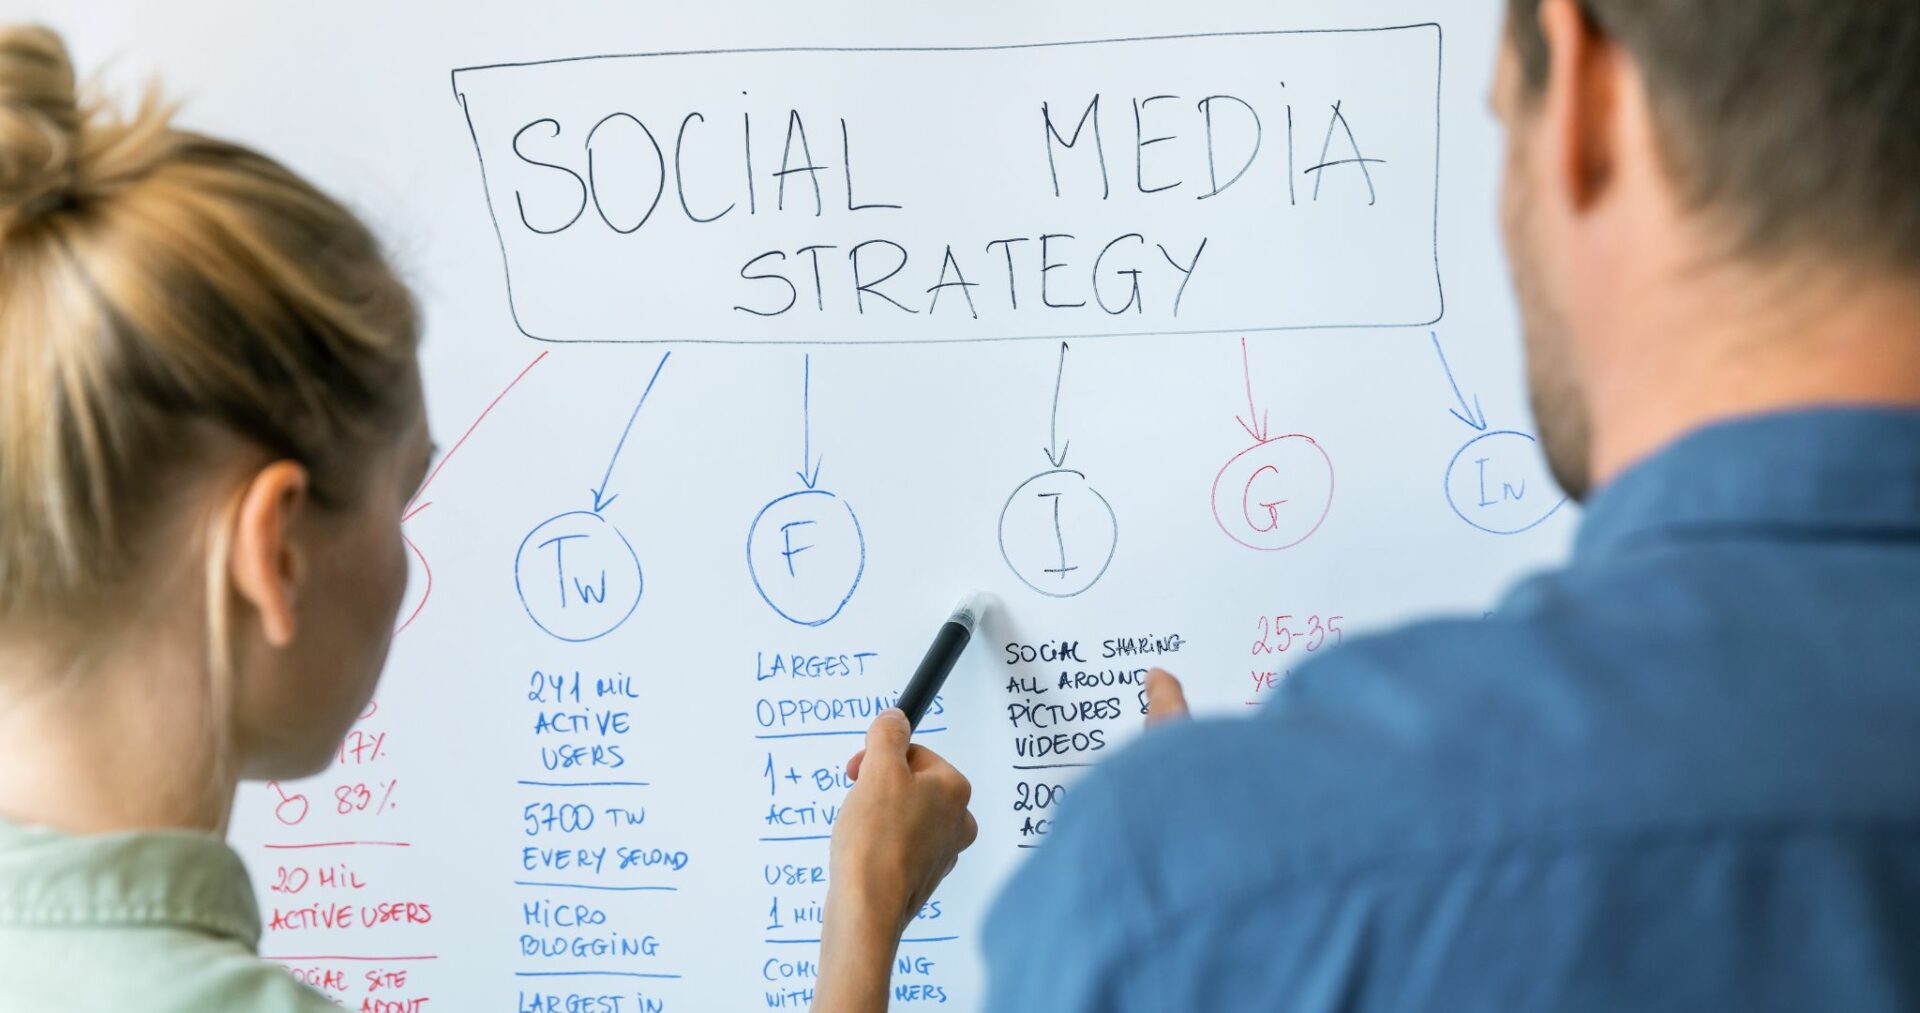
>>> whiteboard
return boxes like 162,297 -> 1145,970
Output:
36,2 -> 1576,1009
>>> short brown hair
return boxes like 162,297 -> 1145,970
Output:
1507,0 -> 1920,273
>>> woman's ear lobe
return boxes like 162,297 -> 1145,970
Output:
227,461 -> 312,649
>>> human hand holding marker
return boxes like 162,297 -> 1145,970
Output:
817,711 -> 976,1013
814,603 -> 1182,1013
816,595 -> 986,1013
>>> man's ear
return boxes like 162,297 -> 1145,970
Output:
1538,0 -> 1623,211
228,461 -> 312,649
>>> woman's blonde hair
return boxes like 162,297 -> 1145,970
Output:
0,24 -> 420,632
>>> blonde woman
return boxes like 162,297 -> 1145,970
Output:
0,25 -> 974,1012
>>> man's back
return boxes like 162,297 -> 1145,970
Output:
984,409 -> 1920,1011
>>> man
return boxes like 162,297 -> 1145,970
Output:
984,1 -> 1920,1008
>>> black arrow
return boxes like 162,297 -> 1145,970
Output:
1044,342 -> 1071,468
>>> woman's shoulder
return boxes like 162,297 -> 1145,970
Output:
0,920 -> 337,1011
183,938 -> 343,1011
0,820 -> 335,1012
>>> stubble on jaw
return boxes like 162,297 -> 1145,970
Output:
1505,173 -> 1596,503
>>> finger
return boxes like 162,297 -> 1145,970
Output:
860,708 -> 913,772
845,749 -> 867,781
959,810 -> 979,851
1146,668 -> 1191,725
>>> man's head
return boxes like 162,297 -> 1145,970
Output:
1494,0 -> 1920,499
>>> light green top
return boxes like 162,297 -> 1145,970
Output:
0,817 -> 333,1011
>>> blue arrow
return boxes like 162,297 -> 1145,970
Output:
1430,332 -> 1489,432
797,355 -> 824,490
589,351 -> 672,514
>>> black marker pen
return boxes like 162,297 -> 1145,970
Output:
897,593 -> 993,730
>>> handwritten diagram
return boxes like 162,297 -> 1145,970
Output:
748,355 -> 867,626
514,353 -> 671,642
1212,337 -> 1336,551
248,20 -> 1575,1012
1432,332 -> 1568,535
1000,343 -> 1118,598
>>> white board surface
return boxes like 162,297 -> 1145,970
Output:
30,2 -> 1576,1009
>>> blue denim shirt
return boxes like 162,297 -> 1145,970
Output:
984,408 -> 1920,1012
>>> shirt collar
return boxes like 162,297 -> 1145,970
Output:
1575,406 -> 1920,561
0,817 -> 261,946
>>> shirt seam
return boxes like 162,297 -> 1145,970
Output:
0,903 -> 257,942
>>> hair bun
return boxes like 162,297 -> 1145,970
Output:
0,25 -> 81,232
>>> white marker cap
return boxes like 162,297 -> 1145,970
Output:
949,591 -> 995,633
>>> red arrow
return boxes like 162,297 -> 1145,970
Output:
1235,337 -> 1272,443
395,350 -> 548,636
405,350 -> 549,522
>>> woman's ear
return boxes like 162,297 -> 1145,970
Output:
228,461 -> 312,648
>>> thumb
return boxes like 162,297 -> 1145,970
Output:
860,708 -> 913,771
1146,668 -> 1190,726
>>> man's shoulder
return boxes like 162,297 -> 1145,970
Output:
986,499 -> 1920,1005
985,565 -> 1920,1009
1073,592 -> 1920,915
